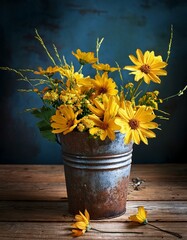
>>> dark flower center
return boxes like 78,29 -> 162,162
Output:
79,59 -> 87,65
129,119 -> 139,129
66,119 -> 74,127
99,87 -> 107,94
101,122 -> 108,130
140,64 -> 150,74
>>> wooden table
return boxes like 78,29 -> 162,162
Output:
0,164 -> 186,239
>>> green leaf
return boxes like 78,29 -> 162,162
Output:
37,120 -> 50,130
30,106 -> 56,141
31,106 -> 55,120
40,129 -> 56,142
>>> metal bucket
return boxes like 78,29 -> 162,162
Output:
59,131 -> 133,219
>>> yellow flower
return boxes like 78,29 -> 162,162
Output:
115,102 -> 158,145
58,65 -> 87,89
51,105 -> 81,134
125,82 -> 134,89
77,123 -> 85,132
89,97 -> 120,141
138,91 -> 163,110
129,206 -> 148,224
72,49 -> 97,65
91,72 -> 118,96
89,114 -> 120,141
3,29 -> 183,144
71,209 -> 91,237
129,206 -> 183,238
58,65 -> 75,78
88,94 -> 110,118
42,86 -> 50,93
80,116 -> 95,129
75,77 -> 94,93
124,49 -> 167,84
34,66 -> 60,76
59,88 -> 86,112
43,90 -> 59,102
92,63 -> 120,72
33,88 -> 39,93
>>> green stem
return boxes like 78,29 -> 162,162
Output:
166,24 -> 173,63
96,37 -> 104,64
35,29 -> 56,66
147,223 -> 182,239
163,85 -> 187,101
53,43 -> 62,65
115,61 -> 124,85
163,94 -> 178,101
78,64 -> 83,74
91,227 -> 143,234
131,78 -> 144,101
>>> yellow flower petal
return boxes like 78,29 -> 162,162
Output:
75,221 -> 87,230
72,229 -> 84,237
117,102 -> 158,145
129,206 -> 148,224
136,49 -> 144,64
84,209 -> 90,222
124,49 -> 167,84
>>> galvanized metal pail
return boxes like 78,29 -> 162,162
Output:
59,131 -> 133,219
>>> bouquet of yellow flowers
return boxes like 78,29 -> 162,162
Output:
1,27 -> 186,145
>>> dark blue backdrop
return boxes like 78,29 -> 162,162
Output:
0,0 -> 187,164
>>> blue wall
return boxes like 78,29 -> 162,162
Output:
0,0 -> 187,164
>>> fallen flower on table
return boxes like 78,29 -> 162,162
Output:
71,209 -> 143,237
129,206 -> 148,224
71,209 -> 91,237
129,206 -> 182,239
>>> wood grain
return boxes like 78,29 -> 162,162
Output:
0,164 -> 186,239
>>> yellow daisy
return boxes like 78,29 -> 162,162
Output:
129,206 -> 148,224
88,94 -> 110,118
51,105 -> 81,134
91,72 -> 118,96
128,206 -> 182,238
72,49 -> 97,65
124,49 -> 167,84
115,102 -> 158,145
89,114 -> 120,141
92,63 -> 120,72
71,209 -> 91,237
34,66 -> 60,76
89,97 -> 120,141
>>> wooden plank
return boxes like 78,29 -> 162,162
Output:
0,164 -> 186,239
0,165 -> 66,183
0,222 -> 185,239
128,181 -> 187,200
0,164 -> 187,201
0,180 -> 186,201
130,164 -> 187,181
0,164 -> 186,183
0,201 -> 186,222
0,182 -> 67,201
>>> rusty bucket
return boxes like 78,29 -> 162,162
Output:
59,131 -> 133,219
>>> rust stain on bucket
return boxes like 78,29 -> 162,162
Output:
59,131 -> 133,219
